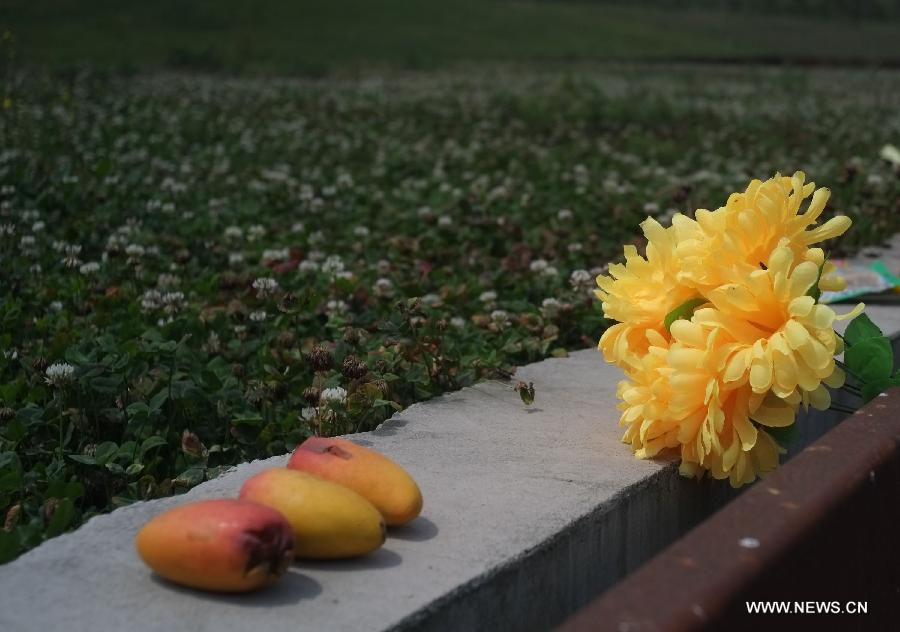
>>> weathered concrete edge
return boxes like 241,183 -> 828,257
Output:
392,327 -> 900,631
557,387 -> 900,632
392,463 -> 732,631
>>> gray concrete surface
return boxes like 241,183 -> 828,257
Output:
1,305 -> 898,632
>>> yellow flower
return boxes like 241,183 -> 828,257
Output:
598,172 -> 860,488
596,218 -> 696,368
615,330 -> 680,459
617,320 -> 794,487
698,242 -> 862,410
665,320 -> 795,486
674,172 -> 851,294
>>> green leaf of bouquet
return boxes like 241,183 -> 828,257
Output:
806,263 -> 824,302
843,313 -> 884,348
845,336 -> 893,383
765,423 -> 798,447
664,298 -> 707,332
860,377 -> 900,404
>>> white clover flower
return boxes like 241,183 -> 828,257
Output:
643,202 -> 660,214
325,299 -> 348,316
79,261 -> 100,275
308,230 -> 325,245
62,244 -> 83,268
335,270 -> 354,281
261,248 -> 289,263
298,259 -> 319,273
320,386 -> 347,405
161,292 -> 185,315
557,208 -> 573,221
30,264 -> 41,274
438,215 -> 453,227
373,278 -> 395,298
249,310 -> 267,322
141,289 -> 162,311
19,235 -> 35,249
307,250 -> 325,262
157,273 -> 180,288
32,221 -> 45,233
479,290 -> 497,304
375,259 -> 391,274
421,293 -> 441,307
224,226 -> 243,240
45,362 -> 75,387
490,309 -> 510,328
291,222 -> 305,233
0,223 -> 14,236
321,255 -> 345,277
248,224 -> 266,241
540,298 -> 561,318
125,244 -> 145,260
570,269 -> 592,291
252,277 -> 279,298
542,266 -> 558,278
353,226 -> 370,238
529,259 -> 549,273
161,202 -> 175,214
229,252 -> 245,266
417,206 -> 433,220
301,406 -> 317,420
49,301 -> 63,311
450,316 -> 466,329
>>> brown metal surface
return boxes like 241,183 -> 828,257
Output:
558,389 -> 900,632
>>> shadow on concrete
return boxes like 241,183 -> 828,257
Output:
149,569 -> 322,606
297,547 -> 402,572
525,408 -> 545,414
371,417 -> 410,437
388,516 -> 438,542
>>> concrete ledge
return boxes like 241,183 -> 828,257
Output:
1,306 -> 898,632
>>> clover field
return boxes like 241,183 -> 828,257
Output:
2,65 -> 900,562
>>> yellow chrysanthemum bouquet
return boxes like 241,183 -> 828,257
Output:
595,172 -> 884,487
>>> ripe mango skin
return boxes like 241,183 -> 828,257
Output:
287,437 -> 423,526
135,499 -> 294,593
240,468 -> 386,559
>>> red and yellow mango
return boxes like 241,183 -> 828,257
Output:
135,498 -> 294,593
287,437 -> 423,526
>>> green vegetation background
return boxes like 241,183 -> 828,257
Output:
5,0 -> 900,75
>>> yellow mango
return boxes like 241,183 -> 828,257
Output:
239,468 -> 385,559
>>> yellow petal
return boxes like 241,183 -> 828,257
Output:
803,215 -> 851,244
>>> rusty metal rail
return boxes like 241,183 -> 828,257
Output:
558,389 -> 900,632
